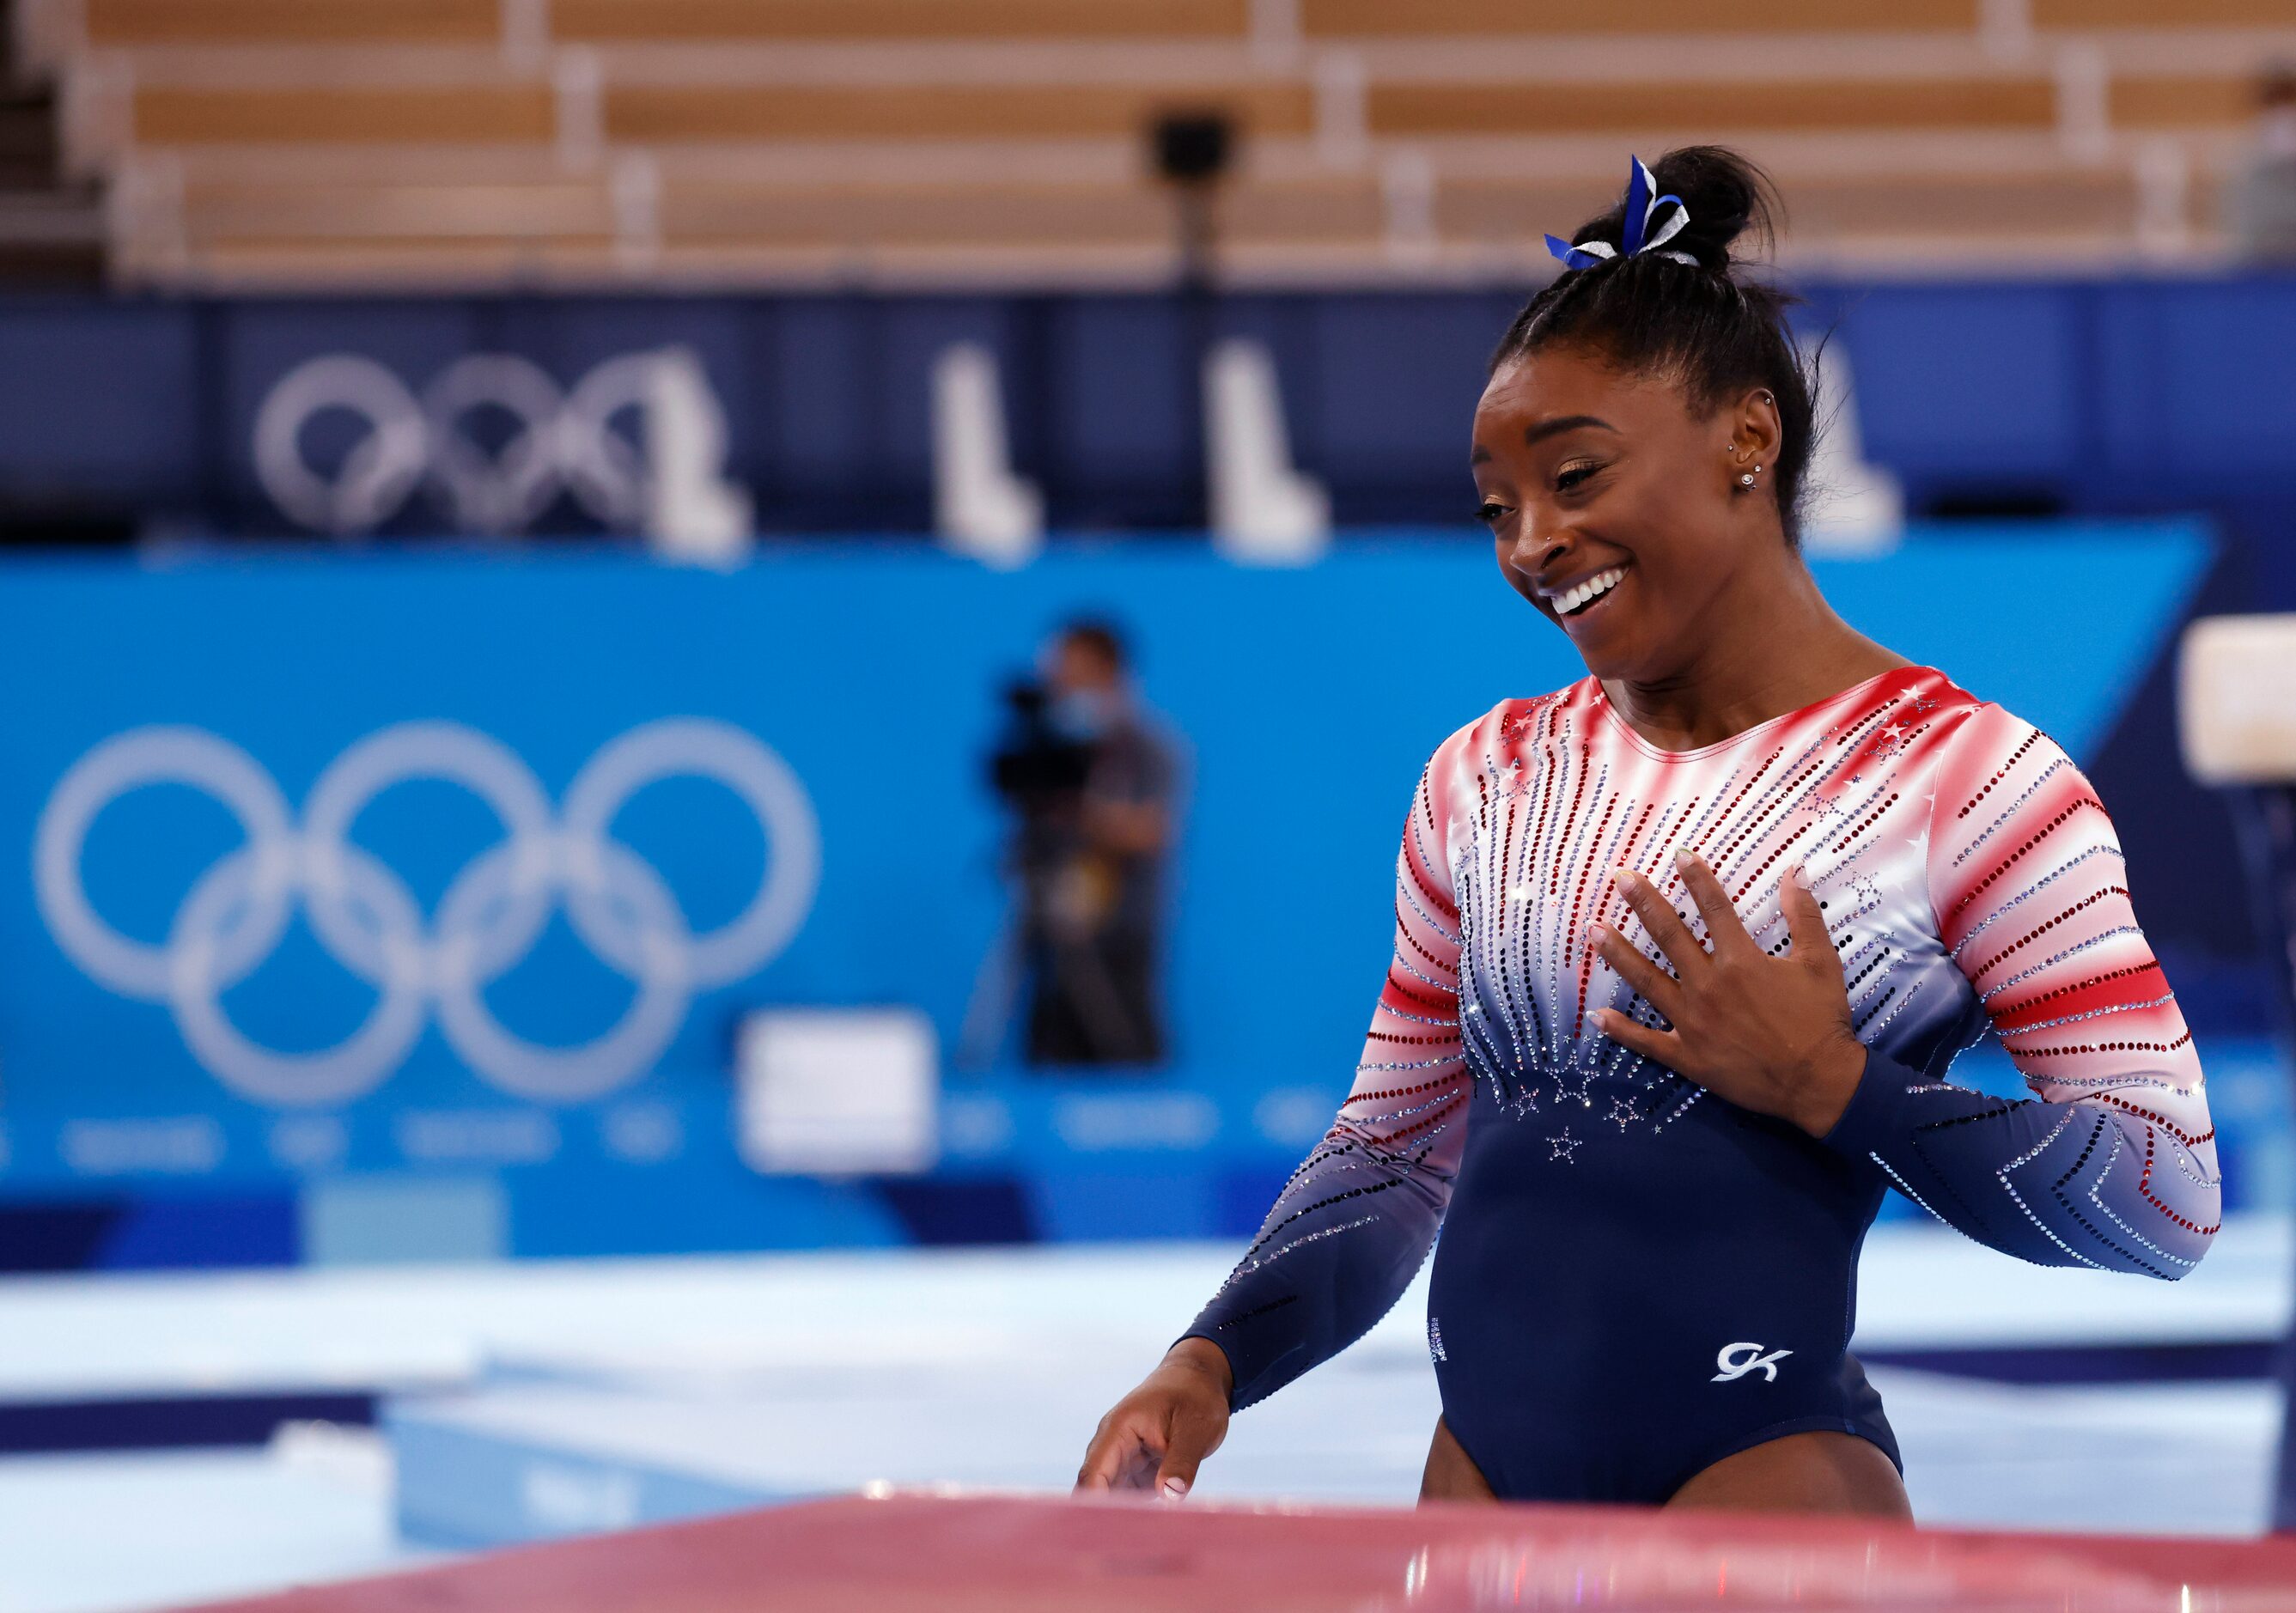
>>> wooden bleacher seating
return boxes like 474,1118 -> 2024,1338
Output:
657,180 -> 1168,252
1366,78 -> 2061,139
21,0 -> 2283,287
553,1 -> 1253,43
85,0 -> 502,48
1302,0 -> 1984,34
2111,75 -> 2260,129
2031,0 -> 2296,26
602,82 -> 1316,145
135,87 -> 556,147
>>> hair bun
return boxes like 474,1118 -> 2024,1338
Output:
1569,146 -> 1779,273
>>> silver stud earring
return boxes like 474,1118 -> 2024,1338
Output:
1739,471 -> 1756,487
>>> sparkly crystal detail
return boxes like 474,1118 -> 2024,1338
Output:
1191,667 -> 2219,1412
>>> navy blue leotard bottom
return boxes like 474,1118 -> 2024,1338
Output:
1425,1084 -> 1901,1505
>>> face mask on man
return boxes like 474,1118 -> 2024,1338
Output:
1054,689 -> 1119,740
2263,105 -> 2296,159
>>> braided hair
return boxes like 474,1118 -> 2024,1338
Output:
1492,147 -> 1822,545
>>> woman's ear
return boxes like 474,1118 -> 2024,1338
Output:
1721,387 -> 1784,491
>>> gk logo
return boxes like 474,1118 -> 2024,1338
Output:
1712,1342 -> 1792,1383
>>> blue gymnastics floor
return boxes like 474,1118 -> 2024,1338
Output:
0,1218 -> 2284,1611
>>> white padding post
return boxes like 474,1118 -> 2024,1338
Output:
1800,347 -> 1903,557
2179,613 -> 2296,784
1205,337 -> 1329,565
736,1007 -> 939,1178
644,346 -> 754,565
932,342 -> 1043,568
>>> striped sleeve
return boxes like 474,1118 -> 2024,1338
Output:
1182,727 -> 1473,1408
1822,703 -> 2220,1278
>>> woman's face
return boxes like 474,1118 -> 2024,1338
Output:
1471,344 -> 1775,685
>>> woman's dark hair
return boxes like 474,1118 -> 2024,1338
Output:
1491,146 -> 1821,545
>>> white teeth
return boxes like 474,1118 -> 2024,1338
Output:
1555,566 -> 1625,615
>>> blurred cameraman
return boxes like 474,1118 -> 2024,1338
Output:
989,619 -> 1184,1068
2230,61 -> 2296,263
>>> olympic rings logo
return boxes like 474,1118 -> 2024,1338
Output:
33,720 -> 819,1108
253,350 -> 724,537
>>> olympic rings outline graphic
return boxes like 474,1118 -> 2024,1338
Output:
252,351 -> 681,537
33,719 -> 820,1108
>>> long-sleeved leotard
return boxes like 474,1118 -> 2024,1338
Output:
1186,665 -> 2218,1503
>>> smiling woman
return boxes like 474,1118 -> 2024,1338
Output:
1075,148 -> 2219,1519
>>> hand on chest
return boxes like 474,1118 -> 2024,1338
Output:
1451,745 -> 1952,1083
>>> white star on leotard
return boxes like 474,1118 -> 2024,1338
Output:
1547,1127 -> 1581,1162
1551,1059 -> 1596,1104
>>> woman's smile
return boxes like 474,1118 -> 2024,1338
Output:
1544,562 -> 1629,621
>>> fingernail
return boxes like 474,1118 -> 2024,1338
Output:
1587,923 -> 1608,945
1161,1477 -> 1189,1500
1611,865 -> 1634,887
1791,864 -> 1812,890
1674,849 -> 1695,868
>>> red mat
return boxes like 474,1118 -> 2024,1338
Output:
180,1491 -> 2296,1611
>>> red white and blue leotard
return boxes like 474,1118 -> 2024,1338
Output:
1186,665 -> 2220,1503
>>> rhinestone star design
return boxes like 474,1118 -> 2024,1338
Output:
1606,1095 -> 1641,1130
1547,1127 -> 1582,1162
1553,1068 -> 1596,1106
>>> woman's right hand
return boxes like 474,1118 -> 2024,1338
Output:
1073,1336 -> 1233,1499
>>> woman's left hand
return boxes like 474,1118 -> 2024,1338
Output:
1587,852 -> 1866,1138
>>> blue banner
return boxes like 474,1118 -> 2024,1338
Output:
3,283 -> 2296,540
0,524 -> 2215,1251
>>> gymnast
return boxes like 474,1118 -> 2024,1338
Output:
1075,146 -> 2220,1515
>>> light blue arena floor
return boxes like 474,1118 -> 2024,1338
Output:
0,1218 -> 2286,1613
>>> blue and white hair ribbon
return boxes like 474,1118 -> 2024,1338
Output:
1544,155 -> 1697,271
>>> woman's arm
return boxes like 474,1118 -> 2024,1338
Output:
1820,705 -> 2220,1277
1075,728 -> 1477,1494
1588,703 -> 2219,1279
1181,740 -> 1473,1409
